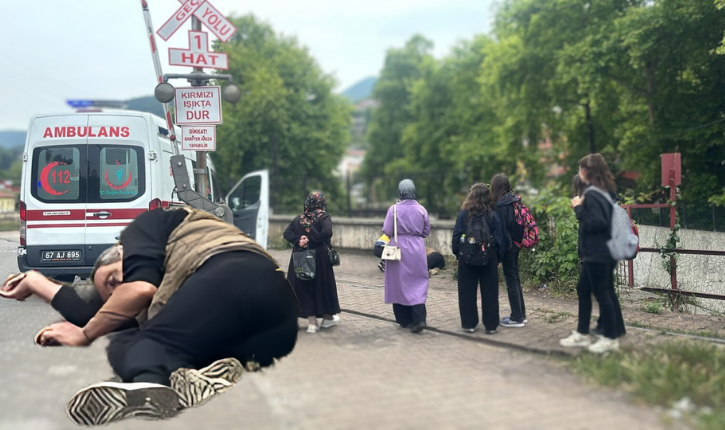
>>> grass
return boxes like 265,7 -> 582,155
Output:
532,308 -> 575,323
627,320 -> 725,341
0,219 -> 18,232
642,301 -> 664,314
571,340 -> 725,429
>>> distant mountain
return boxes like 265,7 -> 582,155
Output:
341,77 -> 377,103
126,95 -> 165,118
0,131 -> 26,149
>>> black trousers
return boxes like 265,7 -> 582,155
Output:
576,262 -> 625,340
501,247 -> 526,322
107,252 -> 300,386
457,259 -> 499,331
392,303 -> 426,327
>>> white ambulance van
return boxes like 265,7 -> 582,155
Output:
18,110 -> 269,282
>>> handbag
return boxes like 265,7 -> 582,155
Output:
292,249 -> 316,280
325,243 -> 341,266
310,221 -> 341,267
381,204 -> 402,261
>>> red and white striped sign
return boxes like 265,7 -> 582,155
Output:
157,0 -> 205,41
174,0 -> 237,42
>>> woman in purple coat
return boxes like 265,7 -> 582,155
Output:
382,180 -> 431,333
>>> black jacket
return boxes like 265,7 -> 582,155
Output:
452,209 -> 506,263
575,187 -> 615,264
495,192 -> 519,251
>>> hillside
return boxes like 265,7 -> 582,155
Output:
125,95 -> 165,118
341,77 -> 377,103
0,131 -> 26,149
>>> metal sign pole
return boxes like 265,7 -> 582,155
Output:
190,16 -> 209,199
140,0 -> 179,156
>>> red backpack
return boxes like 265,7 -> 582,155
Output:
512,200 -> 540,249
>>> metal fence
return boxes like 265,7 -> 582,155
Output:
630,203 -> 725,232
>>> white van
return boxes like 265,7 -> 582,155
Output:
18,110 -> 269,282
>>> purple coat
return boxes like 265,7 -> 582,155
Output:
382,200 -> 431,305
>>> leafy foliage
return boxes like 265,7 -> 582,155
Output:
519,184 -> 581,294
362,0 -> 725,218
212,15 -> 351,214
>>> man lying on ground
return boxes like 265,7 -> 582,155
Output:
374,234 -> 445,276
1,207 -> 299,426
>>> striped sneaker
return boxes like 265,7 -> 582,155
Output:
66,382 -> 180,426
170,368 -> 233,408
197,358 -> 245,384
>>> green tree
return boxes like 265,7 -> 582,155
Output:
361,35 -> 434,204
212,15 -> 351,214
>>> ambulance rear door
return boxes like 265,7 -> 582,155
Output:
24,115 -> 89,270
225,170 -> 269,249
84,115 -> 151,258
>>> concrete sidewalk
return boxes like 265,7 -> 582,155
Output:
269,248 -> 725,357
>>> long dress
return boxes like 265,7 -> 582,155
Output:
284,214 -> 341,318
382,200 -> 431,305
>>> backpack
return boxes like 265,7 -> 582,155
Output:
583,187 -> 639,261
458,213 -> 493,266
512,200 -> 540,249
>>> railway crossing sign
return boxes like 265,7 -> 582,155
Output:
169,31 -> 228,70
158,0 -> 237,42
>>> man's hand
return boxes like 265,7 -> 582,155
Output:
0,271 -> 63,303
0,273 -> 31,301
41,322 -> 90,347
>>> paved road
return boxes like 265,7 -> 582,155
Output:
0,232 -> 665,429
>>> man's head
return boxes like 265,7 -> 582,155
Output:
90,245 -> 123,301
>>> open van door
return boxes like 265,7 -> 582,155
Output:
225,170 -> 269,249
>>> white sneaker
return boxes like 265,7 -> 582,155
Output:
559,331 -> 591,347
587,336 -> 619,354
320,315 -> 340,329
307,325 -> 319,333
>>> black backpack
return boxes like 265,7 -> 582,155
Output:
458,213 -> 493,266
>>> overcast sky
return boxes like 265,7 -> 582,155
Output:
0,0 -> 495,130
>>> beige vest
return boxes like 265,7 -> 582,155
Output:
143,207 -> 278,320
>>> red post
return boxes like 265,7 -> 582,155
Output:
669,168 -> 677,292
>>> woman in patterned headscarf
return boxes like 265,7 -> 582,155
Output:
284,192 -> 341,333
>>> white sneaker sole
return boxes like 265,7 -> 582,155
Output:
66,382 -> 179,426
320,320 -> 339,329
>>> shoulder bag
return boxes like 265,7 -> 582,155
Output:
381,204 -> 402,261
325,242 -> 341,267
311,220 -> 341,267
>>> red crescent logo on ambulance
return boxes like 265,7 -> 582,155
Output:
40,161 -> 69,196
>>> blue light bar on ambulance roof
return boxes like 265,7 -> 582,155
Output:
66,100 -> 127,109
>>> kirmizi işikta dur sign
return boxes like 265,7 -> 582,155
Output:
173,86 -> 222,125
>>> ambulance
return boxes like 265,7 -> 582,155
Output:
17,110 -> 269,282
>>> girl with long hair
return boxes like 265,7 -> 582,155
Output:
452,183 -> 506,334
490,174 -> 526,328
560,154 -> 626,353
